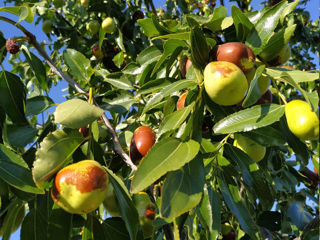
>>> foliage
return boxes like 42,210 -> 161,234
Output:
0,0 -> 319,240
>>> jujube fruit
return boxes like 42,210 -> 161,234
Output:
176,92 -> 188,110
86,20 -> 100,35
51,160 -> 108,214
133,192 -> 155,239
185,58 -> 192,74
130,126 -> 155,163
42,20 -> 53,34
285,100 -> 319,140
204,61 -> 248,106
133,10 -> 144,22
233,134 -> 266,162
221,222 -> 235,240
92,43 -> 104,60
214,42 -> 255,73
102,17 -> 115,34
5,39 -> 20,54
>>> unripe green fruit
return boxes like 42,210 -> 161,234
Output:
103,181 -> 121,217
285,100 -> 319,140
102,17 -> 115,33
51,160 -> 108,214
204,61 -> 248,106
234,134 -> 266,162
86,20 -> 100,35
42,20 -> 53,34
221,222 -> 233,235
53,0 -> 63,8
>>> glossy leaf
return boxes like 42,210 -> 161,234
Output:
153,32 -> 190,41
246,1 -> 288,54
136,46 -> 162,68
32,129 -> 83,186
137,78 -> 173,95
26,96 -> 54,116
190,27 -> 209,69
21,46 -> 48,91
242,65 -> 265,108
63,49 -> 93,82
217,174 -> 258,239
143,79 -> 197,114
131,138 -> 200,194
213,104 -> 285,134
93,217 -> 130,240
47,209 -> 73,240
103,93 -> 136,114
106,168 -> 141,240
158,102 -> 194,136
242,125 -> 286,147
54,99 -> 104,128
160,156 -> 204,220
20,209 -> 48,240
0,4 -> 34,23
137,18 -> 160,37
0,71 -> 28,125
266,68 -> 319,83
287,201 -> 313,230
231,5 -> 254,42
0,144 -> 43,194
96,70 -> 133,90
7,124 -> 38,148
204,6 -> 228,32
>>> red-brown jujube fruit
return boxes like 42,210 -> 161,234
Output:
6,39 -> 20,54
214,42 -> 255,73
130,126 -> 155,163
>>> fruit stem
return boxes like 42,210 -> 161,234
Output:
88,87 -> 94,104
271,78 -> 287,104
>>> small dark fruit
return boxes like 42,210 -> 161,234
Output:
133,10 -> 144,22
214,42 -> 255,73
5,39 -> 20,54
130,126 -> 155,163
79,127 -> 89,138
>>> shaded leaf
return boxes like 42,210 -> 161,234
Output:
231,5 -> 254,42
131,138 -> 200,194
20,209 -> 47,240
54,99 -> 104,129
47,209 -> 73,240
26,96 -> 54,116
0,144 -> 43,194
32,129 -> 83,186
7,124 -> 38,148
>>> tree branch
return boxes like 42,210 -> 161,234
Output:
0,16 -> 137,172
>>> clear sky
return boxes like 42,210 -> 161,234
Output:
0,0 -> 319,239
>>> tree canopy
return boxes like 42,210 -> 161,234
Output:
0,0 -> 319,240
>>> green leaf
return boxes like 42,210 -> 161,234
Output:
280,0 -> 299,24
21,46 -> 48,91
287,201 -> 313,230
82,214 -> 94,240
213,104 -> 285,134
54,99 -> 105,129
246,1 -> 288,54
47,209 -> 72,240
137,46 -> 162,68
305,91 -> 319,112
103,93 -> 136,114
217,174 -> 258,239
242,125 -> 286,147
93,217 -> 130,240
151,39 -> 187,77
158,102 -> 194,136
224,144 -> 274,209
96,70 -> 133,90
266,68 -> 319,83
242,65 -> 265,108
137,78 -> 173,96
151,14 -> 171,35
0,144 -> 43,194
143,79 -> 197,114
231,5 -> 254,42
0,4 -> 34,23
160,156 -> 204,220
7,124 -> 38,148
0,71 -> 28,125
137,18 -> 160,37
63,49 -> 93,82
190,27 -> 209,69
26,96 -> 54,116
32,129 -> 83,186
259,24 -> 296,61
21,209 -> 48,240
153,32 -> 190,41
131,138 -> 200,194
204,6 -> 228,32
105,168 -> 141,240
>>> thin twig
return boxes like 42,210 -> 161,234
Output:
220,0 -> 224,6
0,16 -> 137,172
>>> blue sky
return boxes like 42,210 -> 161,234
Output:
0,0 -> 319,239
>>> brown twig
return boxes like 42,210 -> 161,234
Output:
0,16 -> 137,172
220,0 -> 224,6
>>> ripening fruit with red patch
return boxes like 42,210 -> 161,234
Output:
204,61 -> 248,106
92,43 -> 104,60
130,126 -> 155,163
176,92 -> 188,110
51,160 -> 108,214
214,42 -> 255,73
185,58 -> 192,74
